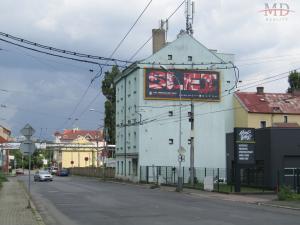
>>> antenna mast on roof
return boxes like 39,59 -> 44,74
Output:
185,0 -> 195,35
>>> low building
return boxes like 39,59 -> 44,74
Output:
226,127 -> 300,189
0,125 -> 11,173
53,129 -> 106,168
234,87 -> 300,128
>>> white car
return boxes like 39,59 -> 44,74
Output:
34,170 -> 53,182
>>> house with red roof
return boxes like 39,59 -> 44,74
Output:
234,87 -> 300,128
53,128 -> 106,168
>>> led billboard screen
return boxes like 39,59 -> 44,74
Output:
144,68 -> 220,101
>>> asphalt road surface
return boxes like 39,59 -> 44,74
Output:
19,175 -> 300,225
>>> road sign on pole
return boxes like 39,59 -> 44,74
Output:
20,123 -> 35,209
20,124 -> 35,140
20,140 -> 36,155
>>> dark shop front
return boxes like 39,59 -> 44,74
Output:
226,127 -> 300,190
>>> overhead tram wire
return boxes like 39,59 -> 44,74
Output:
0,38 -> 125,68
68,0 -> 154,128
0,32 -> 131,64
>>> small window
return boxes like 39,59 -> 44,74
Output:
168,54 -> 172,60
169,138 -> 174,145
284,115 -> 288,123
188,56 -> 192,61
260,121 -> 266,128
168,111 -> 173,117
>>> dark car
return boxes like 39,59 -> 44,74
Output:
34,170 -> 53,182
57,169 -> 69,176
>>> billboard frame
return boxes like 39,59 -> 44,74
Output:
143,68 -> 221,102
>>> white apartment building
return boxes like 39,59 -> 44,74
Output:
115,30 -> 236,181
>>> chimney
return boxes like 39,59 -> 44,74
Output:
256,86 -> 264,94
152,29 -> 165,54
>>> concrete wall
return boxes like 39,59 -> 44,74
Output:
70,167 -> 115,178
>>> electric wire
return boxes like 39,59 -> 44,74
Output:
128,0 -> 185,61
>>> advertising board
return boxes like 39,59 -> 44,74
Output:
144,68 -> 220,101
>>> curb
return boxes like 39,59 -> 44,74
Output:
17,180 -> 46,225
258,202 -> 300,211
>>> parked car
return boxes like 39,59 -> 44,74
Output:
56,169 -> 69,176
50,167 -> 58,175
15,169 -> 24,175
34,170 -> 53,182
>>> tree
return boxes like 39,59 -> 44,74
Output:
288,70 -> 300,92
101,65 -> 120,144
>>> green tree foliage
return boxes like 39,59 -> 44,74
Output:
101,65 -> 120,144
288,70 -> 300,92
10,149 -> 44,169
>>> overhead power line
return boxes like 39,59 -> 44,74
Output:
0,31 -> 131,64
128,0 -> 185,61
109,0 -> 153,58
0,38 -> 126,68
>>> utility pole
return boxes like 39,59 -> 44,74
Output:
189,100 -> 195,186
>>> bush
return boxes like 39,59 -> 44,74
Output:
0,172 -> 8,188
278,186 -> 300,201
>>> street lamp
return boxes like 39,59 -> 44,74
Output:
160,65 -> 183,192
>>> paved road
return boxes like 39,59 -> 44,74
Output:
19,175 -> 300,225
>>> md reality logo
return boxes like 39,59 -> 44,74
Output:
259,2 -> 294,16
258,2 -> 295,21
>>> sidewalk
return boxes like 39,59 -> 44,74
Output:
103,178 -> 300,210
0,177 -> 44,225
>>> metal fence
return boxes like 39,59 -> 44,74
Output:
140,166 -> 271,193
278,168 -> 300,193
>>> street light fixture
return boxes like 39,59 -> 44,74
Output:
160,65 -> 183,192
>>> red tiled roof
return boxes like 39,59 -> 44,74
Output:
0,136 -> 8,143
235,92 -> 300,114
55,129 -> 103,141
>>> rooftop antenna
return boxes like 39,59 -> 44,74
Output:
185,0 -> 195,35
159,19 -> 168,41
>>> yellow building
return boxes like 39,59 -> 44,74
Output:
234,87 -> 300,128
54,129 -> 105,169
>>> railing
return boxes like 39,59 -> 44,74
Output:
140,166 -> 271,193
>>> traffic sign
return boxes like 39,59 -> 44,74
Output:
20,140 -> 36,155
20,124 -> 35,139
178,154 -> 185,162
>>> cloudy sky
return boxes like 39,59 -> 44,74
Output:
0,0 -> 299,140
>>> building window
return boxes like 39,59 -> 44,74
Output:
188,56 -> 192,61
260,121 -> 266,128
168,111 -> 173,117
168,54 -> 172,60
284,115 -> 288,123
169,138 -> 174,145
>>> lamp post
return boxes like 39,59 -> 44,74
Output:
160,65 -> 183,192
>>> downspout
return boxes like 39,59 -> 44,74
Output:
124,76 -> 127,177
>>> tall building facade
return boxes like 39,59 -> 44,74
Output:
115,31 -> 237,181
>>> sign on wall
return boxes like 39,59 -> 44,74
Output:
234,128 -> 255,165
144,68 -> 220,101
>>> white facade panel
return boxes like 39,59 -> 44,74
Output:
115,33 -> 236,181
